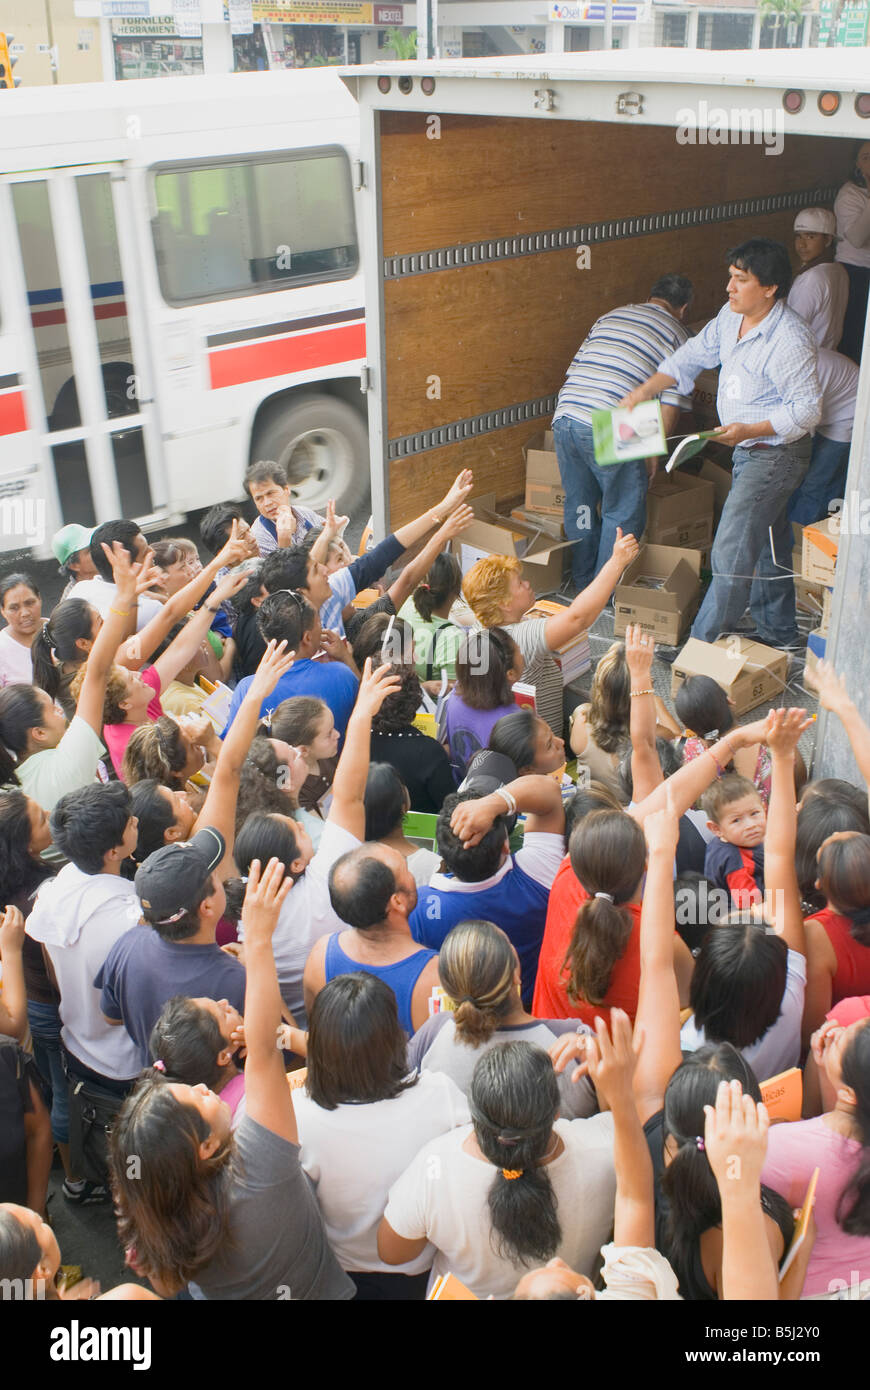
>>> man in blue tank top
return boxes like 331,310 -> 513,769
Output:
410,776 -> 566,1007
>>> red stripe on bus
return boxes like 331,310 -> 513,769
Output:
31,308 -> 67,327
93,302 -> 128,321
31,301 -> 127,328
0,391 -> 27,435
208,322 -> 366,391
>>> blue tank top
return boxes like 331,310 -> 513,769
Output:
323,934 -> 437,1036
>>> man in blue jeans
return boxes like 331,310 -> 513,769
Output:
552,273 -> 694,590
621,239 -> 822,652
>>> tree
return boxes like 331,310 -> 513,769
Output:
759,0 -> 806,46
384,27 -> 418,60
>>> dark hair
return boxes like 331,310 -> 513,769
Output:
489,709 -> 536,774
0,1207 -> 41,1283
351,613 -> 414,673
244,459 -> 287,496
128,779 -> 175,865
306,973 -> 416,1109
261,542 -> 312,597
649,273 -> 693,309
234,812 -> 301,884
563,781 -> 623,844
0,573 -> 39,607
0,790 -> 52,899
661,1044 -> 793,1300
149,997 -> 226,1092
701,773 -> 760,824
233,564 -> 265,618
728,237 -> 792,299
817,834 -> 870,947
674,871 -> 726,955
364,762 -> 407,841
141,874 -> 215,943
200,503 -> 245,558
122,716 -> 189,790
437,790 -> 509,883
470,1042 -> 561,1266
617,737 -> 682,802
0,684 -> 49,785
109,1072 -> 233,1288
328,847 -> 397,929
837,1020 -> 870,1235
563,810 -> 646,1005
90,520 -> 141,581
690,921 -> 787,1047
413,551 -> 462,623
256,588 -> 316,648
271,696 -> 328,747
50,782 -> 132,875
675,675 -> 735,741
372,666 -> 423,734
455,628 -> 515,711
796,792 -> 870,913
236,737 -> 294,832
439,920 -> 517,1045
31,599 -> 94,702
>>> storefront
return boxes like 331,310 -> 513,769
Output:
243,2 -> 412,67
111,15 -> 204,78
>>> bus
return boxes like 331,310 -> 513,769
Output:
0,68 -> 367,556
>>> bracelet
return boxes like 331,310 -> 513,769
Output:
630,688 -> 655,697
494,786 -> 517,817
707,748 -> 726,778
110,606 -> 131,617
431,513 -> 444,526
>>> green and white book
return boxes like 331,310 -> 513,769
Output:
591,400 -> 666,466
665,430 -> 721,473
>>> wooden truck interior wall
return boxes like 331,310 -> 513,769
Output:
380,110 -> 852,527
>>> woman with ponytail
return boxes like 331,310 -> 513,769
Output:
30,600 -> 99,719
378,1038 -> 616,1298
408,919 -> 597,1117
441,628 -> 524,782
398,550 -> 464,694
763,1016 -> 870,1298
804,832 -> 870,1041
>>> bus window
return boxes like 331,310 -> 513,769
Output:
150,147 -> 358,306
11,180 -> 80,428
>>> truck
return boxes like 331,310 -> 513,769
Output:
343,47 -> 870,780
0,67 -> 368,554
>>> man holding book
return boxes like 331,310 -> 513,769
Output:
620,239 -> 822,653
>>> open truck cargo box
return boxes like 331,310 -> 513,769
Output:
345,49 -> 870,780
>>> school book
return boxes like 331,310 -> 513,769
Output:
779,1168 -> 820,1284
512,682 -> 537,711
759,1067 -> 802,1123
591,401 -> 666,466
428,1272 -> 479,1301
664,430 -> 720,474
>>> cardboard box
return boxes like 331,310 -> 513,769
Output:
791,523 -> 827,618
523,430 -> 565,515
820,586 -> 832,638
647,471 -> 715,542
691,367 -> 720,431
805,626 -> 827,679
698,456 -> 733,527
802,516 -> 838,589
510,507 -> 565,541
525,599 -> 591,684
613,543 -> 701,646
672,636 -> 789,716
454,495 -> 571,595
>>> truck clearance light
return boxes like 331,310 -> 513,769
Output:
420,77 -> 435,96
377,75 -> 391,94
856,94 -> 870,118
398,76 -> 413,94
818,91 -> 840,116
782,90 -> 804,114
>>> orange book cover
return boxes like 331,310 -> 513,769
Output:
286,1067 -> 308,1091
428,1273 -> 479,1301
760,1067 -> 802,1123
779,1168 -> 820,1282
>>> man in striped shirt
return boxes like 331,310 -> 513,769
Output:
552,273 -> 694,590
621,239 -> 822,651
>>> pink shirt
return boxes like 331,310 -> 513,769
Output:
762,1115 -> 870,1297
104,667 -> 163,778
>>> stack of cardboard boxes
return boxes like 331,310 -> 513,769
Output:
801,516 -> 838,675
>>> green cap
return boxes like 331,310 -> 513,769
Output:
52,523 -> 95,568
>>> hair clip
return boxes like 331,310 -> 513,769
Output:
695,1136 -> 705,1152
594,891 -> 614,902
501,1169 -> 524,1180
153,1060 -> 166,1073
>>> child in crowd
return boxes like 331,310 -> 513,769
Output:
702,774 -> 767,909
270,696 -> 340,848
398,551 -> 464,696
440,628 -> 524,783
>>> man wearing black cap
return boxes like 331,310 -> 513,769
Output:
96,827 -> 244,1069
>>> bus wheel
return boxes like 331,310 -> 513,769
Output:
250,395 -> 370,517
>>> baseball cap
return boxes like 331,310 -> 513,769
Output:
793,208 -> 837,238
135,827 -> 226,924
52,523 -> 96,569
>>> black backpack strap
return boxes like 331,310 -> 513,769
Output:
425,620 -> 456,682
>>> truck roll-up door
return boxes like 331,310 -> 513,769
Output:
378,111 -> 848,529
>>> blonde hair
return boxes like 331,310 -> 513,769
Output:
587,642 -> 631,755
71,661 -> 130,726
439,920 -> 517,1045
122,717 -> 188,789
463,555 -> 522,629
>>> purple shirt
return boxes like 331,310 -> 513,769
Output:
442,693 -> 517,782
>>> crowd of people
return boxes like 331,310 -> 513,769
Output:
1,185 -> 870,1304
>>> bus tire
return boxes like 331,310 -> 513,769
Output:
250,394 -> 370,517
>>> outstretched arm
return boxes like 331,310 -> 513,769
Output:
633,793 -> 684,1125
0,906 -> 27,1041
804,660 -> 870,810
543,530 -> 639,650
764,708 -> 812,958
705,1081 -> 778,1302
624,624 -> 661,803
386,505 -> 474,613
585,1010 -> 655,1249
239,858 -> 297,1143
327,660 -> 402,838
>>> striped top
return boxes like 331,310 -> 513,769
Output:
553,302 -> 692,426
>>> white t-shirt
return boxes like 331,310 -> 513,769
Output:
0,628 -> 34,687
835,181 -> 870,270
14,714 -> 105,815
815,348 -> 859,443
786,263 -> 849,350
680,948 -> 806,1081
384,1111 -> 616,1299
65,576 -> 163,633
596,1245 -> 682,1301
295,1070 -> 470,1274
406,845 -> 441,888
238,818 -> 359,1027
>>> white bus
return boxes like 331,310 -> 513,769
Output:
0,69 -> 368,556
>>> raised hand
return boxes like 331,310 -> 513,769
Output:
212,568 -> 252,606
217,517 -> 256,571
643,783 -> 680,859
584,1009 -> 642,1112
438,469 -> 474,516
611,527 -> 639,572
249,639 -> 295,701
353,658 -> 402,720
703,1078 -> 770,1194
438,503 -> 475,541
765,706 -> 812,757
803,659 -> 853,719
324,498 -> 350,539
241,856 -> 293,945
103,540 -> 147,607
624,622 -> 654,681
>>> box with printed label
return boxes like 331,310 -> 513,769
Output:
698,456 -> 733,527
646,471 -> 715,540
671,636 -> 788,717
802,516 -> 838,589
613,543 -> 701,646
523,430 -> 565,515
525,599 -> 591,684
791,523 -> 826,618
453,495 -> 570,595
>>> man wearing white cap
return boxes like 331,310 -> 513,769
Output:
788,346 -> 859,527
787,208 -> 849,351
